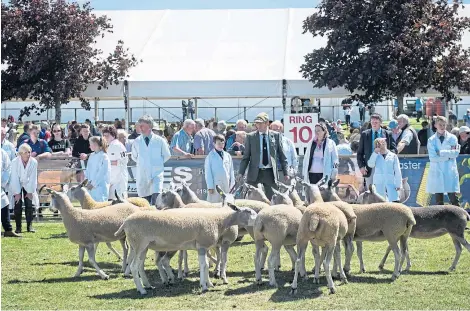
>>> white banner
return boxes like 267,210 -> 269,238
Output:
283,113 -> 319,149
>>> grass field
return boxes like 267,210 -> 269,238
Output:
2,222 -> 470,310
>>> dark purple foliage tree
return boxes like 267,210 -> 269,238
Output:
1,0 -> 140,123
301,0 -> 470,114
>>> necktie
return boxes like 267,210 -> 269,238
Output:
144,136 -> 150,146
262,134 -> 269,166
373,131 -> 378,142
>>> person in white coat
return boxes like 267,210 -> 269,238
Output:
10,144 -> 39,233
102,126 -> 128,199
302,123 -> 339,184
2,149 -> 20,237
367,138 -> 402,202
205,134 -> 235,203
84,137 -> 111,202
426,116 -> 461,206
131,115 -> 171,205
270,121 -> 299,181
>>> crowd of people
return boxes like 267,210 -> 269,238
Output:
1,105 -> 469,238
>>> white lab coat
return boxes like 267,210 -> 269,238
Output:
1,149 -> 11,208
2,139 -> 16,161
85,151 -> 111,202
282,135 -> 299,174
302,138 -> 339,183
204,149 -> 235,203
107,139 -> 128,199
367,151 -> 402,202
9,156 -> 39,210
426,132 -> 460,194
131,134 -> 171,197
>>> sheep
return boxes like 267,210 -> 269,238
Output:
358,184 -> 470,272
243,183 -> 271,204
316,180 -> 416,280
115,203 -> 257,295
43,187 -> 141,279
291,201 -> 349,295
252,188 -> 303,287
276,179 -> 306,210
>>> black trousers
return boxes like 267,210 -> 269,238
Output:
435,193 -> 460,206
14,188 -> 34,230
248,168 -> 278,201
144,193 -> 160,206
359,108 -> 365,122
309,173 -> 324,185
416,111 -> 423,122
345,115 -> 351,126
1,206 -> 13,232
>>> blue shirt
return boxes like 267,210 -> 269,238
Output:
170,129 -> 193,156
19,139 -> 52,155
415,98 -> 423,111
258,132 -> 272,168
371,128 -> 383,151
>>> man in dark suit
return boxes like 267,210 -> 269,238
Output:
357,113 -> 397,187
237,112 -> 289,200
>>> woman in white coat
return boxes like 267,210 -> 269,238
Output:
102,126 -> 128,199
205,134 -> 235,203
10,144 -> 39,233
302,123 -> 339,184
426,116 -> 461,206
84,137 -> 111,202
131,115 -> 171,205
367,138 -> 402,202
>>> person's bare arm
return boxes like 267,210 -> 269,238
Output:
37,152 -> 52,160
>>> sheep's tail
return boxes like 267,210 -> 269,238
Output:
254,219 -> 263,233
308,214 -> 320,232
114,222 -> 126,237
406,213 -> 417,227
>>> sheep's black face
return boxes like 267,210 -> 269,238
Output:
240,207 -> 257,227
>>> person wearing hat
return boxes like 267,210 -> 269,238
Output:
388,120 -> 400,145
459,126 -> 470,155
417,121 -> 430,154
464,109 -> 470,128
38,121 -> 51,141
237,112 -> 289,200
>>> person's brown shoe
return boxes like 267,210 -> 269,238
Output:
4,231 -> 21,238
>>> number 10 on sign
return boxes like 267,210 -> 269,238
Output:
289,126 -> 313,144
283,113 -> 318,148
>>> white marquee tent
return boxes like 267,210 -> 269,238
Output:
82,6 -> 470,100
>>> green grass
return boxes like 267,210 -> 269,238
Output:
2,222 -> 470,310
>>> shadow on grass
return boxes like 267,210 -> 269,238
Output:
39,232 -> 68,239
232,241 -> 254,247
224,270 -> 295,296
8,274 -> 120,284
31,261 -> 123,270
366,269 -> 449,276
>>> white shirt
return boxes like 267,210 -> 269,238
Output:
1,139 -> 16,161
281,135 -> 298,174
107,139 -> 128,181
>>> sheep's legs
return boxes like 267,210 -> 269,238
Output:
284,245 -> 297,271
220,242 -> 230,284
120,239 -> 128,273
259,242 -> 269,271
311,241 -> 322,273
378,245 -> 391,270
313,245 -> 325,284
342,235 -> 354,275
356,241 -> 366,273
323,245 -> 336,294
124,247 -> 134,277
290,241 -> 307,295
334,241 -> 348,284
177,250 -> 186,279
254,240 -> 266,285
212,247 -> 221,278
183,250 -> 189,275
398,234 -> 410,273
138,248 -> 152,289
74,246 -> 85,277
85,244 -> 109,280
198,248 -> 211,292
106,242 -> 123,261
268,245 -> 281,287
130,245 -> 149,295
449,236 -> 462,271
388,241 -> 401,280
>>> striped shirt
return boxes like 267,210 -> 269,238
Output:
170,129 -> 194,156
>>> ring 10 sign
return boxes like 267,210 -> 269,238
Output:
284,113 -> 319,148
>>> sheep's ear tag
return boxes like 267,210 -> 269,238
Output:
332,179 -> 340,188
215,185 -> 225,196
80,179 -> 89,187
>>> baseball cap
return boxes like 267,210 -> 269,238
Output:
459,126 -> 470,134
388,120 -> 398,129
254,112 -> 269,123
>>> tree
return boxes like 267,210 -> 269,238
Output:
301,0 -> 470,114
1,0 -> 140,123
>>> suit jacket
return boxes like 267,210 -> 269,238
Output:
357,128 -> 397,177
238,131 -> 288,183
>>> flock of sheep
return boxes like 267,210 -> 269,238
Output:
41,177 -> 470,296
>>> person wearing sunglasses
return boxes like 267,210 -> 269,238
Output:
48,124 -> 72,157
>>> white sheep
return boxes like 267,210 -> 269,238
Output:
115,203 -> 257,295
44,187 -> 141,279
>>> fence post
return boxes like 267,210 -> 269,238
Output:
215,107 -> 217,121
130,108 -> 133,124
74,109 -> 77,121
102,108 -> 105,121
272,107 -> 275,121
244,107 -> 247,120
158,107 -> 161,122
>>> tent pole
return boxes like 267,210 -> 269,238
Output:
282,79 -> 287,112
194,98 -> 198,119
94,97 -> 99,124
124,80 -> 129,129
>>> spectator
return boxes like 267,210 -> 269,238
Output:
115,120 -> 124,130
19,124 -> 52,160
85,119 -> 99,136
1,127 -> 16,160
117,129 -> 132,153
72,124 -> 92,182
170,119 -> 195,157
1,149 -> 20,237
415,97 -> 423,122
417,121 -> 430,154
228,131 -> 246,156
388,120 -> 401,145
121,119 -> 126,131
225,129 -> 236,151
367,102 -> 376,116
341,98 -> 352,126
131,115 -> 171,204
17,123 -> 30,147
459,126 -> 470,155
194,118 -> 216,155
448,110 -> 457,127
48,124 -> 72,156
396,114 -> 420,154
1,118 -> 8,129
367,138 -> 402,202
237,112 -> 289,200
10,144 -> 39,233
187,100 -> 195,120
302,123 -> 339,185
324,121 -> 339,145
204,134 -> 235,203
270,120 -> 299,178
451,127 -> 460,138
38,122 -> 51,141
102,126 -> 128,200
85,136 -> 111,202
128,123 -> 142,139
181,100 -> 188,120
426,116 -> 460,206
69,123 -> 81,146
96,123 -> 105,137
357,113 -> 397,187
350,140 -> 360,154
291,97 -> 302,113
353,95 -> 365,123
349,129 -> 361,143
464,109 -> 470,127
336,133 -> 355,175
216,120 -> 227,136
236,119 -> 248,132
